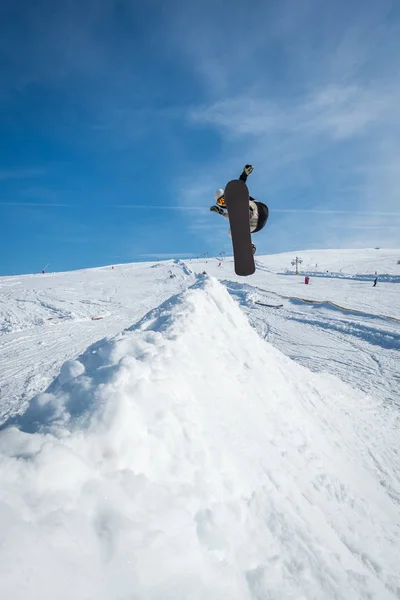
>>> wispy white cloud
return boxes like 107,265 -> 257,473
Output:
2,0 -> 400,260
168,0 -> 400,251
0,202 -> 206,210
274,209 -> 400,216
189,83 -> 400,142
113,205 -> 204,210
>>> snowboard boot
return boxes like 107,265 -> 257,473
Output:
243,164 -> 254,176
239,165 -> 254,183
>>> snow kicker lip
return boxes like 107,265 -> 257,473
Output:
0,275 -> 237,435
1,275 -> 399,599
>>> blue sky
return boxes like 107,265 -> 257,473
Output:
1,0 -> 400,275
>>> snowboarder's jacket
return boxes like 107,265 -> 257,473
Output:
249,199 -> 269,233
239,171 -> 269,234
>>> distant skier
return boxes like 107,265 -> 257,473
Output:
373,276 -> 378,287
210,165 -> 269,254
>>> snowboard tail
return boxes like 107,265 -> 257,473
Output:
224,179 -> 255,276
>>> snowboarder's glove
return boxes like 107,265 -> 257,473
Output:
210,205 -> 226,215
243,165 -> 254,176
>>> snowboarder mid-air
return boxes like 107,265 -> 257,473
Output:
210,165 -> 269,254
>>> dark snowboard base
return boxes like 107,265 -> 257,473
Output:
224,179 -> 255,276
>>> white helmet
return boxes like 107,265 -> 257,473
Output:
214,188 -> 224,202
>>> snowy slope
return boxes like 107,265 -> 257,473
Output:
0,260 -> 194,421
0,249 -> 399,599
1,276 -> 399,599
251,248 -> 400,276
191,248 -> 400,320
189,249 -> 400,407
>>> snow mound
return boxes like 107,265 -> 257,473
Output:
0,276 -> 399,599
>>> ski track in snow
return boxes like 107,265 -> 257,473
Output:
221,274 -> 399,408
0,249 -> 399,599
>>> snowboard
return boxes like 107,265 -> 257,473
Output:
224,179 -> 255,276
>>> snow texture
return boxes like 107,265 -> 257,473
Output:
0,249 -> 399,599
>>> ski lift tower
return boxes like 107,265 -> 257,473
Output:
291,256 -> 303,275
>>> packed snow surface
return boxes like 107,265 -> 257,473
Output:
0,249 -> 399,599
